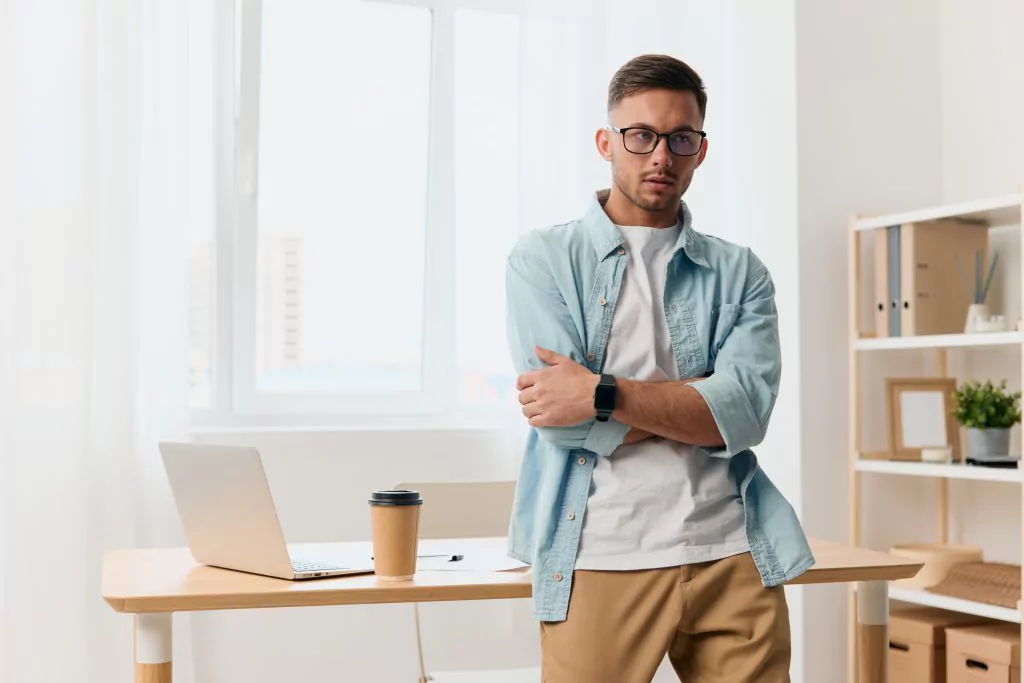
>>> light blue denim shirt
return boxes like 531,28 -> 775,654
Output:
505,189 -> 814,622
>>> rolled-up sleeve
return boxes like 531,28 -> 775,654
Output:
689,256 -> 782,458
505,253 -> 628,457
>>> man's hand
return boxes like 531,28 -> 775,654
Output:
517,347 -> 600,428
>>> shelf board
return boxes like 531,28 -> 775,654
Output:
889,587 -> 1021,623
855,458 -> 1023,483
854,193 -> 1022,231
855,331 -> 1024,351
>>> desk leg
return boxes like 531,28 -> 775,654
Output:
135,613 -> 173,683
855,581 -> 888,683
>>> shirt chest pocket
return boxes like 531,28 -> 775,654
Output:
707,303 -> 742,369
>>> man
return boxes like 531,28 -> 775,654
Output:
504,54 -> 813,683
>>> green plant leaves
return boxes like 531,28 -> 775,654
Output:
952,379 -> 1022,429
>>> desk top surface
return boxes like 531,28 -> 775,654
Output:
102,537 -> 921,614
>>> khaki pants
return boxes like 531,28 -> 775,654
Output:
540,552 -> 790,683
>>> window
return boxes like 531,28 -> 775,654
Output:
253,0 -> 431,397
193,0 -> 607,425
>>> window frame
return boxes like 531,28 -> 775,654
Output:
194,0 -> 560,428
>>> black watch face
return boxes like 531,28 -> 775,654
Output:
594,382 -> 616,411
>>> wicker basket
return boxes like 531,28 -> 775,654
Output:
925,562 -> 1021,609
889,543 -> 983,588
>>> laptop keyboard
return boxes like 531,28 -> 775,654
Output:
291,559 -> 342,573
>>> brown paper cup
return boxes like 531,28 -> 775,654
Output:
368,490 -> 422,581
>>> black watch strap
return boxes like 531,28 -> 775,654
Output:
594,373 -> 617,422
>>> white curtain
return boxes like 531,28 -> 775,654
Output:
1,1 -> 202,681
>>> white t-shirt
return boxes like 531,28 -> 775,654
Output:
574,222 -> 749,570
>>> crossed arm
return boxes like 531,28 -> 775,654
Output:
516,347 -> 724,447
506,252 -> 781,458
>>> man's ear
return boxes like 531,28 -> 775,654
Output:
595,128 -> 613,161
695,137 -> 708,168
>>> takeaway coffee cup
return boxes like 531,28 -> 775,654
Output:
368,489 -> 423,581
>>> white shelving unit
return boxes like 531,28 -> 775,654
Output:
853,193 -> 1022,231
854,458 -> 1024,483
856,331 -> 1024,352
847,190 -> 1024,681
889,587 -> 1022,623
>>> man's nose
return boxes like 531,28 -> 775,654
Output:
650,136 -> 673,166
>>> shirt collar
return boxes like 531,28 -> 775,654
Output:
585,189 -> 710,268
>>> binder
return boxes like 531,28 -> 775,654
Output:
900,221 -> 988,337
873,221 -> 989,337
873,227 -> 901,337
888,225 -> 901,336
873,228 -> 890,337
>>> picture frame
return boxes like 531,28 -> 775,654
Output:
885,377 -> 960,461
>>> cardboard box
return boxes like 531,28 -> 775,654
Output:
946,623 -> 1021,683
889,607 -> 990,682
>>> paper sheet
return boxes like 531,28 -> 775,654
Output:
416,551 -> 528,573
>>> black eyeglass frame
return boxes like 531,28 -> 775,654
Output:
605,125 -> 707,157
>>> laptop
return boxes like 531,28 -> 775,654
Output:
158,442 -> 374,580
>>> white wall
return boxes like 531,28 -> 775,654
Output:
794,0 -> 945,681
939,0 -> 1024,203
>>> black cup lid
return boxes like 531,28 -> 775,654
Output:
369,489 -> 423,506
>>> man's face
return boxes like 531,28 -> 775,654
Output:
597,88 -> 707,214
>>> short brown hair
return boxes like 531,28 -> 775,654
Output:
607,54 -> 707,118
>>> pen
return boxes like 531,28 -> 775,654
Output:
371,553 -> 464,561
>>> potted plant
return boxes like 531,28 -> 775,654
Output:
952,379 -> 1022,459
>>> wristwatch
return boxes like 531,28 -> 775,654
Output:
593,373 -> 617,422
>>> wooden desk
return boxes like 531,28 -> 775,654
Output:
103,537 -> 920,683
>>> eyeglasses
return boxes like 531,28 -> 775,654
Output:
606,125 -> 707,157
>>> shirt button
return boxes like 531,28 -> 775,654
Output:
669,304 -> 677,314
617,248 -> 625,255
587,353 -> 595,361
567,511 -> 576,521
553,572 -> 563,582
578,457 -> 587,466
598,297 -> 607,306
